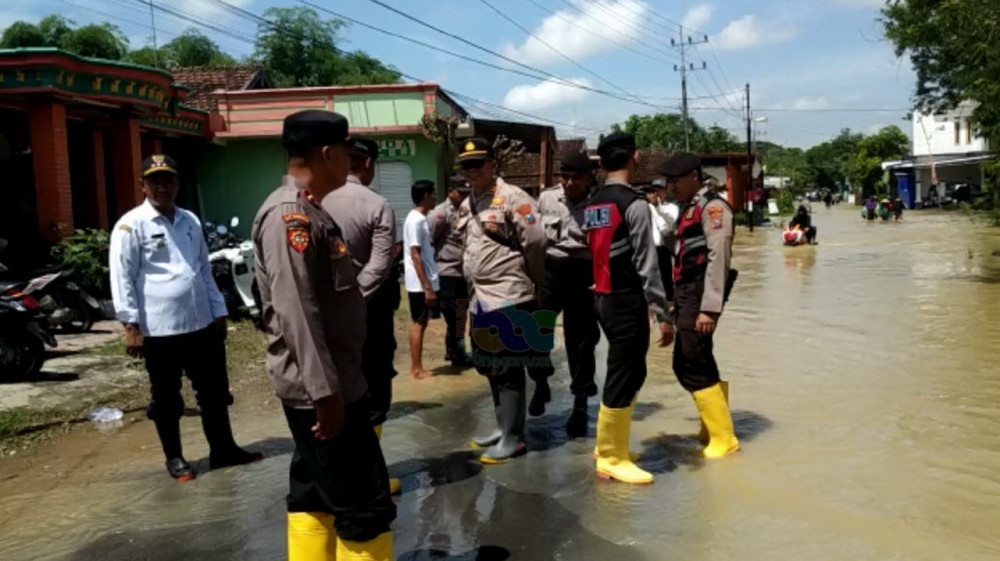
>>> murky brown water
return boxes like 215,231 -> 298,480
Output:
1,206 -> 999,560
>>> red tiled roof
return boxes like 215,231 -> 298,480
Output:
170,66 -> 268,112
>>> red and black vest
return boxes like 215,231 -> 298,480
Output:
673,191 -> 731,283
584,183 -> 643,295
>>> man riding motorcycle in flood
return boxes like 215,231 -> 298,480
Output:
788,205 -> 817,245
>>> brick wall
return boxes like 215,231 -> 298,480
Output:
29,102 -> 73,239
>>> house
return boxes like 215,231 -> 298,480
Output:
882,101 -> 994,208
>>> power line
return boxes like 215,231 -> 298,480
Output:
553,0 -> 679,59
520,0 -> 675,65
478,0 -> 651,107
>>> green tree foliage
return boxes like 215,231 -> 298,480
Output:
0,22 -> 47,48
612,113 -> 741,153
123,47 -> 162,68
254,7 -> 400,87
846,125 -> 909,198
1,16 -> 128,60
161,29 -> 236,67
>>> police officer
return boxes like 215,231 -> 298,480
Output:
459,137 -> 548,464
321,135 -> 402,495
252,111 -> 395,560
584,133 -> 673,485
657,152 -> 740,459
109,154 -> 261,482
428,174 -> 473,367
535,151 -> 601,437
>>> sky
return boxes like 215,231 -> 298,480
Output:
1,0 -> 918,149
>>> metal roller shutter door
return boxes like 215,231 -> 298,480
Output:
370,161 -> 413,234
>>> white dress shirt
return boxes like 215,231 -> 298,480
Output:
109,199 -> 227,337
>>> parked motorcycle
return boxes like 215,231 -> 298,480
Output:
0,263 -> 57,381
204,217 -> 260,319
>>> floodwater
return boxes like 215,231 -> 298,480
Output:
1,206 -> 999,560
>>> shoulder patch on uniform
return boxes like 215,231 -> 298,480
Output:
583,204 -> 612,229
282,212 -> 311,225
287,226 -> 310,252
515,203 -> 536,224
118,224 -> 133,233
707,206 -> 725,229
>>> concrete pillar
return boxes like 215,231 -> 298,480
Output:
110,116 -> 143,217
29,102 -> 74,239
91,128 -> 109,229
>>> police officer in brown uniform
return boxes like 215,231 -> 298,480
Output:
584,132 -> 673,485
321,135 -> 402,495
535,151 -> 602,437
252,110 -> 395,560
458,137 -> 548,464
658,152 -> 740,459
428,174 -> 473,367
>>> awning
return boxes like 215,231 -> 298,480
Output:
883,153 -> 995,171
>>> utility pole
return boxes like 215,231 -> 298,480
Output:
671,26 -> 708,152
149,0 -> 159,68
745,83 -> 754,232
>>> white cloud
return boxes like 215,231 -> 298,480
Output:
176,0 -> 252,19
503,78 -> 593,112
792,96 -> 833,110
714,15 -> 797,50
682,4 -> 714,33
502,0 -> 650,65
832,0 -> 886,8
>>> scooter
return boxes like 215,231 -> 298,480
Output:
19,268 -> 101,333
0,263 -> 57,380
205,217 -> 260,319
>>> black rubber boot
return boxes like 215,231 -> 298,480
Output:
153,416 -> 184,460
201,407 -> 263,470
166,457 -> 196,482
528,378 -> 551,417
481,386 -> 527,464
566,395 -> 589,438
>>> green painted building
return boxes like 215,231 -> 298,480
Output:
197,83 -> 467,236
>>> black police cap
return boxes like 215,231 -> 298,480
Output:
449,174 -> 471,191
282,110 -> 350,152
142,154 -> 178,177
347,136 -> 379,161
656,152 -> 702,177
597,132 -> 636,160
457,137 -> 495,162
559,151 -> 596,172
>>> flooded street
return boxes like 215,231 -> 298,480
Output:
2,207 -> 999,561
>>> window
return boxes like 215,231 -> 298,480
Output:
967,119 -> 973,144
954,121 -> 961,145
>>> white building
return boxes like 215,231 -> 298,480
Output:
884,101 -> 994,207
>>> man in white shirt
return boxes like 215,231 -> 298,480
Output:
109,154 -> 260,482
645,179 -> 680,302
403,180 -> 439,380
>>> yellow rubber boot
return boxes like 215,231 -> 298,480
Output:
594,403 -> 653,484
287,512 -> 335,561
692,383 -> 741,459
336,532 -> 393,561
698,380 -> 729,445
373,425 -> 401,495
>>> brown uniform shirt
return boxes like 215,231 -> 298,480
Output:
427,199 -> 469,279
460,178 -> 546,311
321,174 -> 397,299
251,176 -> 367,409
698,189 -> 734,314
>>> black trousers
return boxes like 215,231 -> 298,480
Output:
439,275 -> 470,355
672,280 -> 721,393
362,277 -> 399,426
528,257 -> 600,396
284,397 -> 397,542
595,293 -> 650,408
144,324 -> 232,421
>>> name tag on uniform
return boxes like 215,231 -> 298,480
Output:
584,205 -> 612,230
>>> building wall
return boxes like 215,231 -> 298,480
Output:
913,102 -> 991,157
335,93 -> 425,128
197,133 -> 443,237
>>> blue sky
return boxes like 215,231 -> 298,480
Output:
3,0 -> 917,148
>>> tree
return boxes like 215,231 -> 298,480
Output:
124,47 -> 164,68
883,0 -> 1000,215
60,23 -> 128,60
611,114 -> 740,153
38,15 -> 73,47
0,22 -> 47,48
254,7 -> 399,87
161,28 -> 235,67
845,125 -> 909,198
